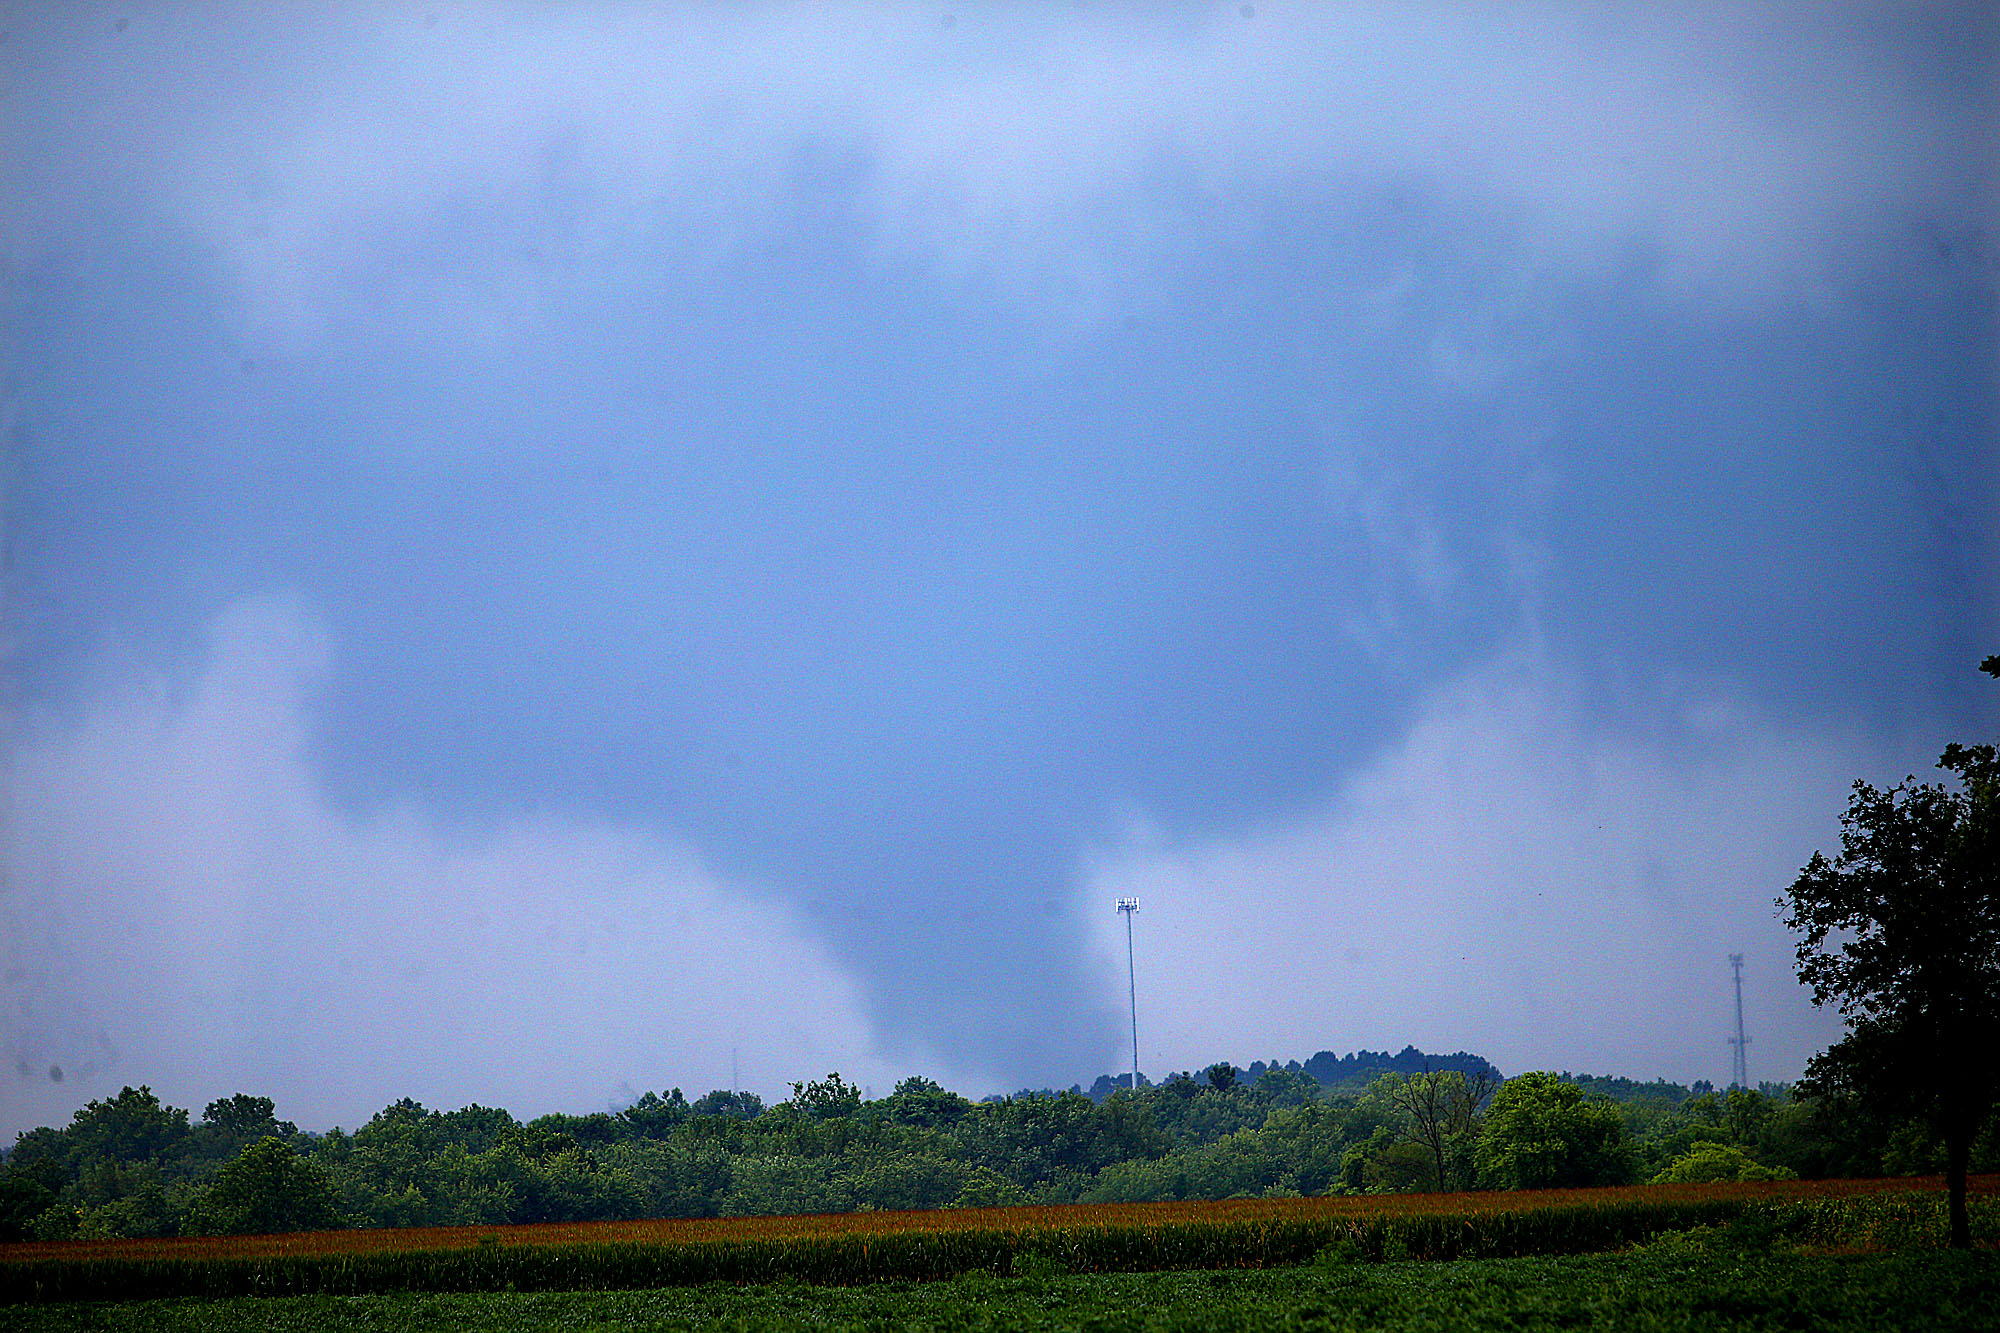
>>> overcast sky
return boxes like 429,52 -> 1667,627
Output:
2,2 -> 1994,1138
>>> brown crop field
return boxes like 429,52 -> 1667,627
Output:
3,1175 -> 1993,1304
1,1173 -> 1971,1264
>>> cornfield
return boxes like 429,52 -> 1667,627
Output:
3,1175 -> 1990,1304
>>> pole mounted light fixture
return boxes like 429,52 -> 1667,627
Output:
1116,898 -> 1140,1094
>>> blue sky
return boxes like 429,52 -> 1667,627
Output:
2,2 -> 1994,1136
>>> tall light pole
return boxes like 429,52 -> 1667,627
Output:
1116,898 -> 1140,1093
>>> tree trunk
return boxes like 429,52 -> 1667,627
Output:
1945,1126 -> 1972,1251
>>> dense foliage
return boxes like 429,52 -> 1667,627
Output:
6,1048 -> 1995,1242
1472,1073 -> 1633,1190
1782,668 -> 2000,1249
9,1247 -> 1997,1333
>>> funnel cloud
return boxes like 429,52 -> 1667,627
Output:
2,3 -> 1993,1136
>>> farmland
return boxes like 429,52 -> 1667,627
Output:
4,1230 -> 1997,1331
3,1175 -> 1993,1308
0,1174 -> 1929,1266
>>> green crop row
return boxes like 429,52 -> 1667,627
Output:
1762,1191 -> 2000,1251
1,1193 -> 1776,1304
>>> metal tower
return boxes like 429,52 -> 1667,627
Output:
1117,898 -> 1141,1093
1728,953 -> 1750,1089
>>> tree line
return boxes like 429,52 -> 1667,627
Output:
5,1051 -> 1993,1242
6,658 -> 1993,1244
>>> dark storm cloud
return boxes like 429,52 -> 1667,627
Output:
2,4 -> 1993,1127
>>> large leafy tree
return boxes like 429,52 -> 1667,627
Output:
1781,657 -> 1999,1249
873,1076 -> 974,1130
64,1086 -> 191,1167
187,1138 -> 343,1236
1473,1072 -> 1633,1189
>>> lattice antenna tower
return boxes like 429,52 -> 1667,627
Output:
1728,953 -> 1751,1089
1116,898 -> 1141,1094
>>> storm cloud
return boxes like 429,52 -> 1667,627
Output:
2,3 -> 1993,1134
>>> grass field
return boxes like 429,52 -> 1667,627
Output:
5,1247 -> 1997,1332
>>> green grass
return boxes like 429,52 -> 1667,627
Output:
7,1247 -> 1996,1332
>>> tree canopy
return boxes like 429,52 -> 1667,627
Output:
1473,1072 -> 1634,1190
1782,659 -> 2000,1248
7,1043 -> 1974,1240
1374,1068 -> 1499,1193
185,1137 -> 343,1236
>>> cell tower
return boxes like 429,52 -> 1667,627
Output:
1727,953 -> 1751,1089
1116,898 -> 1141,1093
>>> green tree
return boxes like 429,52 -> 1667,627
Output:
951,1164 -> 1026,1208
201,1094 -> 287,1138
0,1173 -> 56,1242
787,1073 -> 863,1120
337,1099 -> 446,1227
954,1091 -> 1163,1192
186,1138 -> 343,1235
873,1076 -> 973,1129
65,1086 -> 191,1166
73,1168 -> 188,1239
1253,1066 -> 1322,1109
1341,1128 -> 1436,1194
619,1089 -> 689,1139
1649,1143 -> 1795,1184
1371,1068 -> 1498,1192
1474,1073 -> 1634,1189
1781,670 -> 2000,1249
690,1088 -> 764,1119
193,1093 -> 298,1166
